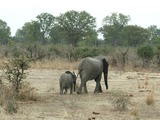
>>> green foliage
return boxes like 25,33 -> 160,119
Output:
73,47 -> 98,59
55,10 -> 97,47
123,25 -> 149,47
15,21 -> 43,42
99,13 -> 130,46
137,45 -> 154,60
1,56 -> 29,114
0,19 -> 11,44
73,46 -> 109,60
147,25 -> 160,45
137,45 -> 154,67
155,45 -> 160,67
36,12 -> 55,42
4,56 -> 30,95
50,25 -> 64,44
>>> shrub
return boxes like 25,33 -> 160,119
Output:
137,45 -> 154,67
155,45 -> 160,67
18,82 -> 37,101
110,91 -> 130,111
3,56 -> 30,96
73,46 -> 109,60
0,81 -> 18,114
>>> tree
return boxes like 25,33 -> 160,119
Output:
49,25 -> 65,44
99,13 -> 130,46
36,13 -> 55,43
147,25 -> 160,44
15,21 -> 43,42
55,10 -> 97,47
123,25 -> 149,47
0,19 -> 11,44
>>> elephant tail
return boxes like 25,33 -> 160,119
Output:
76,69 -> 82,79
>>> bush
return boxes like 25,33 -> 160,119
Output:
137,45 -> 154,67
72,46 -> 109,60
0,81 -> 18,114
109,91 -> 130,111
155,45 -> 160,67
3,56 -> 30,96
18,82 -> 37,101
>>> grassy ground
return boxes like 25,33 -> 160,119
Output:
0,59 -> 160,120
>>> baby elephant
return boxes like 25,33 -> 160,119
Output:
59,71 -> 76,95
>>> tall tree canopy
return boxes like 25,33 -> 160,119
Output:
55,10 -> 97,47
99,13 -> 130,46
123,25 -> 149,47
15,21 -> 42,42
147,25 -> 160,44
0,19 -> 11,44
36,13 -> 55,42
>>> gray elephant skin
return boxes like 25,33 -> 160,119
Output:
77,56 -> 109,94
59,71 -> 76,94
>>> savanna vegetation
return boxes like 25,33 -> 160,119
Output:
0,11 -> 160,70
0,11 -> 160,117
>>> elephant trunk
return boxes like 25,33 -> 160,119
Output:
104,72 -> 108,89
73,84 -> 76,92
103,59 -> 108,89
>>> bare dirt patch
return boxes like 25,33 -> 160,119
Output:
1,69 -> 160,120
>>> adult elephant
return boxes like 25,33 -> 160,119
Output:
59,71 -> 76,94
77,56 -> 109,94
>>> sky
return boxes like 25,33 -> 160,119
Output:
0,0 -> 160,36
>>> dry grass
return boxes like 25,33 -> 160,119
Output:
0,82 -> 18,114
0,57 -> 79,70
0,79 -> 38,114
146,92 -> 155,106
29,58 -> 79,70
0,69 -> 160,120
18,82 -> 38,101
0,57 -> 160,119
131,106 -> 139,117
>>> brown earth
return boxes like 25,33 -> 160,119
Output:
1,69 -> 160,120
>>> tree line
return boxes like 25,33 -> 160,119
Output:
0,11 -> 160,47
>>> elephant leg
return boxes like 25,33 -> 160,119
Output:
94,81 -> 101,93
70,84 -> 73,94
77,81 -> 86,94
64,88 -> 68,94
94,75 -> 102,93
84,82 -> 88,93
99,84 -> 103,93
60,88 -> 63,95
